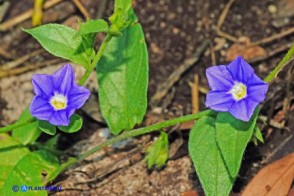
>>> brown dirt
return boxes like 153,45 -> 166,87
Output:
0,0 -> 293,195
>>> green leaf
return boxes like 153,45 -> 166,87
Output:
12,108 -> 41,145
23,24 -> 94,68
97,22 -> 148,135
58,114 -> 83,133
188,117 -> 233,196
38,120 -> 56,135
252,126 -> 264,145
215,109 -> 259,178
78,19 -> 109,35
145,132 -> 169,169
1,150 -> 61,195
0,134 -> 30,190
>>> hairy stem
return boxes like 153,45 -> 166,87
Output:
0,117 -> 36,134
77,110 -> 216,160
79,34 -> 113,85
264,44 -> 294,83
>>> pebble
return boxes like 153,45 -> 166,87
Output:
268,4 -> 278,14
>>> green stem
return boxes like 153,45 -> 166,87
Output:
77,110 -> 216,160
0,117 -> 36,134
264,44 -> 294,83
79,34 -> 113,85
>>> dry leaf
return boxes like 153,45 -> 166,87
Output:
181,190 -> 198,196
242,153 -> 294,196
226,36 -> 267,61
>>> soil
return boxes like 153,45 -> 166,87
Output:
0,0 -> 293,195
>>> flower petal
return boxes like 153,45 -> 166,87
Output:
206,65 -> 234,91
52,64 -> 74,95
227,56 -> 254,83
30,96 -> 54,120
246,74 -> 268,102
49,110 -> 70,126
32,74 -> 54,97
68,84 -> 90,109
205,90 -> 235,112
229,98 -> 259,121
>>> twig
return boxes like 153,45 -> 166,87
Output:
253,27 -> 294,46
150,40 -> 209,107
188,74 -> 199,114
259,115 -> 285,129
216,0 -> 238,42
0,0 -> 64,31
71,0 -> 90,19
0,58 -> 63,78
261,134 -> 293,164
248,41 -> 294,63
0,47 -> 13,59
0,49 -> 44,70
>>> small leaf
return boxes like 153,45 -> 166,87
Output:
0,134 -> 30,190
1,150 -> 61,195
215,109 -> 259,178
188,117 -> 233,196
38,120 -> 56,135
145,131 -> 169,169
58,114 -> 83,133
12,108 -> 41,145
109,0 -> 135,33
97,20 -> 148,134
23,24 -> 94,68
252,126 -> 264,145
78,19 -> 109,35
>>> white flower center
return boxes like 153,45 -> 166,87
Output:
228,82 -> 247,101
50,93 -> 68,110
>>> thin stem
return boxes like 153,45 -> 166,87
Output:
264,44 -> 294,83
78,110 -> 216,160
0,117 -> 36,134
79,34 -> 113,85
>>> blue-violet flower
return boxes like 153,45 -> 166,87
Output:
30,64 -> 90,126
205,56 -> 268,121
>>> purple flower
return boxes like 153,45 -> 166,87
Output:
30,64 -> 90,126
205,56 -> 268,121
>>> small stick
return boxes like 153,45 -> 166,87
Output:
0,58 -> 63,78
189,74 -> 199,114
253,27 -> 294,46
0,0 -> 64,31
248,41 -> 294,63
0,49 -> 44,70
150,40 -> 209,107
216,0 -> 235,31
0,47 -> 13,59
216,0 -> 238,42
72,0 -> 91,19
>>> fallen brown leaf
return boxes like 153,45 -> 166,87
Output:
226,36 -> 267,61
181,190 -> 198,196
242,153 -> 294,196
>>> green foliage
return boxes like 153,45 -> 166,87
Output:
145,132 -> 169,169
1,150 -> 61,195
215,109 -> 259,177
78,19 -> 109,35
58,114 -> 83,133
188,117 -> 233,196
97,20 -> 148,134
12,108 -> 41,145
252,126 -> 264,145
0,134 -> 30,190
38,120 -> 56,135
23,24 -> 95,69
109,0 -> 135,34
